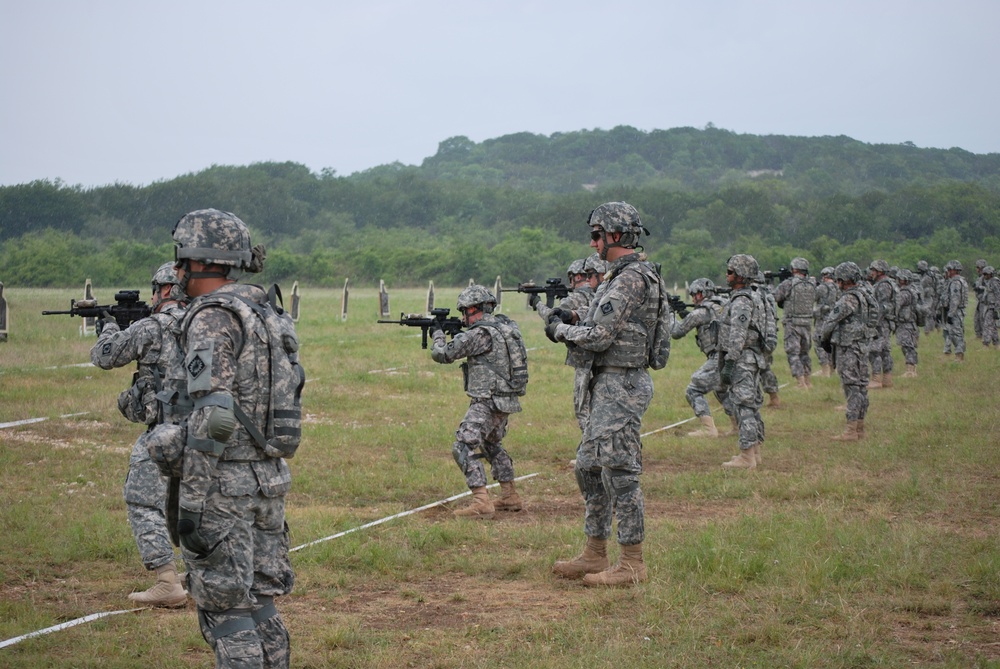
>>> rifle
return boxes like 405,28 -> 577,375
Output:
667,294 -> 694,319
501,278 -> 569,308
762,267 -> 793,283
377,308 -> 464,349
42,290 -> 152,330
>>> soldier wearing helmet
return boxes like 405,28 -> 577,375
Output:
170,208 -> 295,667
535,254 -> 606,434
715,254 -> 771,469
942,260 -> 969,360
773,257 -> 817,389
817,262 -> 874,441
865,259 -> 899,389
432,285 -> 527,518
915,260 -> 940,334
813,266 -> 840,376
549,202 -> 662,587
982,265 -> 1000,348
895,270 -> 924,378
973,258 -> 989,341
669,278 -> 731,438
90,262 -> 190,608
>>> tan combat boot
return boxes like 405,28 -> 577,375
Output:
821,363 -> 833,377
582,543 -> 647,587
721,447 -> 757,470
867,373 -> 883,389
832,420 -> 860,442
902,363 -> 917,378
686,415 -> 719,438
128,562 -> 187,608
454,487 -> 495,520
806,374 -> 813,388
796,376 -> 809,389
956,352 -> 965,362
767,392 -> 781,408
882,372 -> 893,388
494,480 -> 522,512
552,536 -> 610,579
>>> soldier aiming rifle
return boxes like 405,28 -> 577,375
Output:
501,278 -> 570,309
43,289 -> 152,331
378,307 -> 464,348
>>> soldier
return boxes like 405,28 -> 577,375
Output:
980,266 -> 999,348
90,263 -> 190,607
535,254 -> 605,434
549,201 -> 663,587
973,258 -> 987,340
916,260 -> 939,334
895,270 -> 923,377
933,265 -> 948,332
718,254 -> 773,469
773,257 -> 817,388
813,266 -> 839,376
432,285 -> 527,519
670,278 -> 730,438
171,209 -> 295,669
942,260 -> 969,361
818,262 -> 873,442
756,273 -> 782,408
866,259 -> 898,389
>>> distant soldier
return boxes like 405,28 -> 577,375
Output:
718,254 -> 772,469
755,275 -> 782,408
432,285 -> 527,518
896,270 -> 923,377
973,258 -> 988,340
916,260 -> 939,334
670,278 -> 730,438
934,265 -> 948,332
942,260 -> 969,360
981,266 -> 999,348
813,266 -> 839,376
90,263 -> 190,607
773,257 -> 817,388
535,253 -> 606,433
818,262 -> 874,442
867,259 -> 898,389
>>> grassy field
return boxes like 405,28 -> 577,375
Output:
2,285 -> 1000,668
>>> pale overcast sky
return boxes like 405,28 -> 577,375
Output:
1,0 -> 997,188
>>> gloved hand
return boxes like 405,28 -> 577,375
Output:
528,294 -> 541,310
544,316 -> 562,343
177,508 -> 213,557
96,310 -> 116,336
550,308 -> 574,325
720,359 -> 735,386
428,320 -> 443,336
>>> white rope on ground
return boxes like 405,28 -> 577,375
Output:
640,417 -> 695,438
0,412 -> 90,430
0,608 -> 145,650
291,472 -> 540,553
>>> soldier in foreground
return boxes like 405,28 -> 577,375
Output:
171,209 -> 296,669
431,285 -> 528,519
90,263 -> 190,607
818,262 -> 873,442
549,201 -> 664,587
670,278 -> 730,438
896,270 -> 923,378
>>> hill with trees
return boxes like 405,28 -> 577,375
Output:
2,125 -> 999,288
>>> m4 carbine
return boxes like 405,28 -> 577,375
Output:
377,308 -> 464,349
501,278 -> 569,308
42,290 -> 152,330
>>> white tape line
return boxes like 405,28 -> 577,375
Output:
641,417 -> 695,438
0,608 -> 144,650
368,365 -> 408,374
0,412 -> 90,430
290,472 -> 539,553
42,362 -> 96,370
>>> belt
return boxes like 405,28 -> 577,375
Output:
593,366 -> 630,375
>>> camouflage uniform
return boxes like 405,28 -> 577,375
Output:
538,285 -> 597,432
813,271 -> 840,369
869,267 -> 898,377
719,285 -> 767,454
973,259 -> 987,340
818,285 -> 871,423
943,264 -> 969,355
91,302 -> 189,572
431,313 -> 523,489
916,261 -> 939,334
670,293 -> 728,418
173,210 -> 292,669
773,270 -> 816,380
895,271 -> 921,367
756,283 -> 780,401
553,252 -> 660,546
981,268 -> 999,347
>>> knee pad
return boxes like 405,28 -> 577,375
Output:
452,441 -> 472,470
574,466 -> 605,499
603,468 -> 640,499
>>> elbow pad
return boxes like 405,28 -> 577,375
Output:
206,406 -> 237,443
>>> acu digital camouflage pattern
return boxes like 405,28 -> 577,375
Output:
774,275 -> 816,378
818,288 -> 870,421
869,275 -> 898,375
982,272 -> 1000,346
178,282 -> 294,669
173,209 -> 254,269
553,252 -> 660,546
670,295 -> 728,418
895,275 -> 922,366
813,276 -> 840,367
90,303 -> 190,571
943,270 -> 969,354
718,287 -> 765,451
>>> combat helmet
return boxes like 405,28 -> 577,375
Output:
983,266 -> 995,277
790,257 -> 809,272
587,201 -> 648,258
151,261 -> 185,306
916,260 -> 929,273
834,261 -> 863,284
583,252 -> 608,277
172,209 -> 264,273
868,259 -> 889,274
944,260 -> 963,273
727,254 -> 759,281
821,266 -> 835,278
976,258 -> 987,270
689,278 -> 716,297
457,284 -> 497,313
566,258 -> 587,281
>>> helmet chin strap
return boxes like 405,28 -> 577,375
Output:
176,260 -> 229,296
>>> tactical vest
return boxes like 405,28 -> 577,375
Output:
151,307 -> 192,425
783,277 -> 816,325
833,287 -> 876,345
814,281 -> 839,322
897,284 -> 920,324
591,259 -> 661,369
948,276 -> 969,312
720,288 -> 768,354
694,296 -> 726,355
465,314 -> 527,401
874,277 -> 899,324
